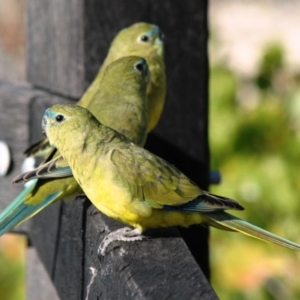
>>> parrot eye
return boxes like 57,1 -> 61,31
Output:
135,63 -> 144,72
140,35 -> 149,42
55,114 -> 65,122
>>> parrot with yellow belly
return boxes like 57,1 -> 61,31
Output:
40,104 -> 300,256
0,56 -> 150,235
0,22 -> 166,235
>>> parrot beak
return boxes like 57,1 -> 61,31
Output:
158,29 -> 165,43
154,27 -> 165,45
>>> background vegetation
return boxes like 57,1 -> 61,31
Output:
209,39 -> 300,299
0,234 -> 25,300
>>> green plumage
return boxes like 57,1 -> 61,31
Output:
2,56 -> 150,235
42,104 -> 300,254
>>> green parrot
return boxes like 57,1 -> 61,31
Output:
25,22 -> 166,158
41,104 -> 300,256
79,22 -> 166,132
0,56 -> 150,235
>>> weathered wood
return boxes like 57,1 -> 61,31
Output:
26,247 -> 60,300
26,0 -> 84,98
51,198 -> 87,300
83,207 -> 217,300
0,82 -> 30,206
0,81 -> 42,233
29,201 -> 62,277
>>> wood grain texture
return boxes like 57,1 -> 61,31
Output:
27,0 -> 84,98
26,247 -> 60,300
51,198 -> 87,300
82,206 -> 217,300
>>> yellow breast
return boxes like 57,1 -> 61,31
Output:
72,152 -> 205,232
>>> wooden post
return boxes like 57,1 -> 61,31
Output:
0,0 -> 215,298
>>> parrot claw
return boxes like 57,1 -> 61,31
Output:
97,227 -> 144,257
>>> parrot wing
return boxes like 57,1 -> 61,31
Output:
110,144 -> 243,212
12,155 -> 72,183
23,137 -> 52,157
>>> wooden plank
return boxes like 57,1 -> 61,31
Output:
83,206 -> 217,300
51,198 -> 87,300
29,201 -> 62,277
26,0 -> 84,98
26,247 -> 60,300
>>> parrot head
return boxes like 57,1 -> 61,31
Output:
131,57 -> 151,79
42,104 -> 96,147
101,56 -> 151,92
110,22 -> 165,57
42,105 -> 69,136
134,23 -> 165,47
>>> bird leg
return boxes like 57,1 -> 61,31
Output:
98,227 -> 145,256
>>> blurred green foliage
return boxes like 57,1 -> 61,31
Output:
209,42 -> 300,299
0,235 -> 25,300
256,43 -> 284,90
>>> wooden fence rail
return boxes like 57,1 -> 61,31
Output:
0,1 -> 218,299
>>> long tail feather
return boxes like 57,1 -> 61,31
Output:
206,212 -> 300,251
0,179 -> 60,236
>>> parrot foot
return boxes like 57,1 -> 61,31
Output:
98,227 -> 144,256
